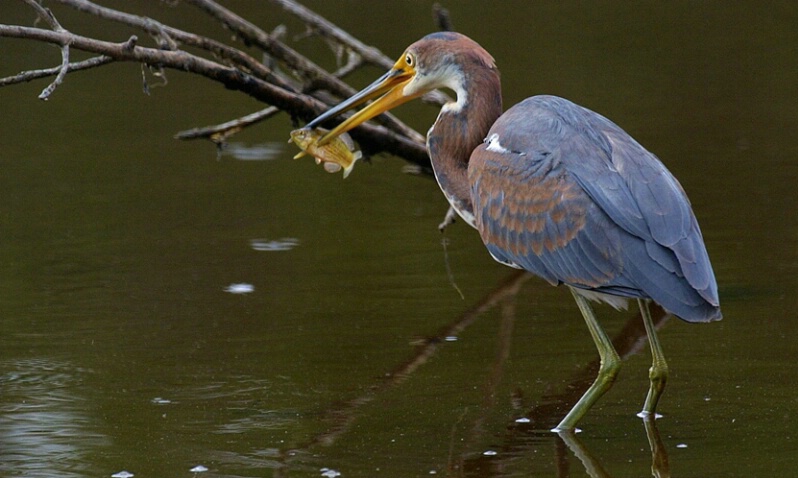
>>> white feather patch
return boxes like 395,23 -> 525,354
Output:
485,133 -> 509,154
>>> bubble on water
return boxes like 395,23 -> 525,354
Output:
514,417 -> 531,423
444,336 -> 458,342
636,411 -> 663,419
224,283 -> 254,294
190,465 -> 208,473
151,397 -> 171,405
112,472 -> 134,478
550,426 -> 582,433
676,443 -> 688,448
320,468 -> 341,478
250,238 -> 300,252
220,142 -> 284,161
483,450 -> 497,456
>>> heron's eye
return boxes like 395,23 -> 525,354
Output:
405,53 -> 414,66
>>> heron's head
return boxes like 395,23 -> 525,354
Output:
308,32 -> 495,146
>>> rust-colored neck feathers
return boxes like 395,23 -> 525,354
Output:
420,33 -> 503,222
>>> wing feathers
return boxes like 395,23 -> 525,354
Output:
469,95 -> 721,322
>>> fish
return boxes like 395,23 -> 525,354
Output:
289,127 -> 362,178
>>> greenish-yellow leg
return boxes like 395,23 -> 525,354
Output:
639,298 -> 669,416
553,288 -> 622,432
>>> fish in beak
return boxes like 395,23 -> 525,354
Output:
289,127 -> 361,178
305,52 -> 421,146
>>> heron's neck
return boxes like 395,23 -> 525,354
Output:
427,67 -> 502,226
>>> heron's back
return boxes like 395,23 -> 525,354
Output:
468,95 -> 721,323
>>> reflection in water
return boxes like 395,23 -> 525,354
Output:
301,271 -> 533,450
218,142 -> 285,161
270,270 -> 676,477
557,417 -> 670,478
169,377 -> 295,473
0,358 -> 108,478
223,282 -> 255,294
250,237 -> 301,252
642,415 -> 671,478
557,430 -> 612,478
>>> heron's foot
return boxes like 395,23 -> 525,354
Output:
551,425 -> 583,433
641,360 -> 669,415
555,289 -> 624,432
554,352 -> 621,432
636,410 -> 664,419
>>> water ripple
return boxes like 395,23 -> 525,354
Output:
0,358 -> 108,478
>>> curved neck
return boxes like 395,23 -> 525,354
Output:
427,66 -> 502,225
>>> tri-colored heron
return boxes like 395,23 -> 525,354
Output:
305,32 -> 721,431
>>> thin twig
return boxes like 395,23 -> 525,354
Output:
21,0 -> 71,99
432,3 -> 455,32
268,0 -> 394,70
39,38 -> 70,100
330,49 -> 362,79
270,0 -> 450,108
174,106 -> 281,142
185,0 -> 351,97
50,0 -> 296,91
0,55 -> 113,87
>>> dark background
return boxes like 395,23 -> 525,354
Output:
2,2 -> 796,476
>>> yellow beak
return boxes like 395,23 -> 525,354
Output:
307,63 -> 419,146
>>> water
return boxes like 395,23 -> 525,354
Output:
1,1 -> 797,477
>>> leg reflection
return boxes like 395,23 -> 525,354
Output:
555,417 -> 671,478
556,430 -> 612,478
642,414 -> 671,478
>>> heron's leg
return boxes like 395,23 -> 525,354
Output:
639,298 -> 669,416
553,288 -> 621,432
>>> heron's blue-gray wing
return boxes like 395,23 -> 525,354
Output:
469,95 -> 721,322
560,99 -> 720,311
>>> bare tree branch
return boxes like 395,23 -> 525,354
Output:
184,0 -> 426,144
432,3 -> 455,32
268,0 -> 451,109
185,0 -> 357,98
50,0 -> 296,90
268,0 -> 395,71
174,106 -> 280,143
21,0 -> 72,99
0,0 -> 435,168
0,55 -> 113,87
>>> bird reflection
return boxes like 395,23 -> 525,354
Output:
281,270 -> 676,477
556,417 -> 670,478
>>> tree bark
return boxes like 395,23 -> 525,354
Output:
0,0 -> 447,168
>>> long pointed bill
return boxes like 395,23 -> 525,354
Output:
307,67 -> 419,146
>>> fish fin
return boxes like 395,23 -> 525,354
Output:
293,151 -> 308,160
